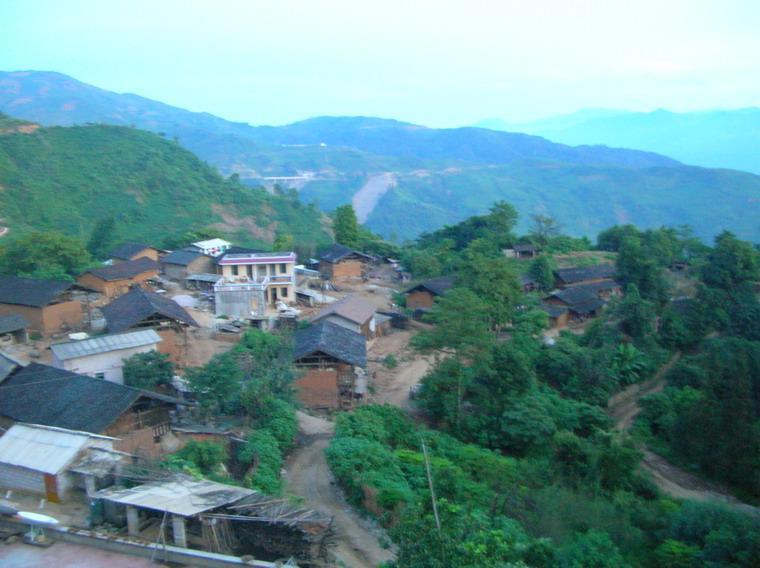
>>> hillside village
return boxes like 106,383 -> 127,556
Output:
0,191 -> 758,568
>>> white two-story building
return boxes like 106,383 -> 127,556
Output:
213,252 -> 296,319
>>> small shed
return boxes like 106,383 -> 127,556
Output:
161,250 -> 216,282
185,273 -> 221,292
51,329 -> 162,384
0,423 -> 118,502
553,264 -> 616,288
318,244 -> 374,283
0,314 -> 29,345
544,287 -> 605,321
96,476 -> 255,548
77,257 -> 160,299
109,243 -> 161,264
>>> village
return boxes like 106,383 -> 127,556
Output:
0,235 -> 626,566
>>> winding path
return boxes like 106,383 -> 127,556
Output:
609,352 -> 759,516
284,412 -> 396,567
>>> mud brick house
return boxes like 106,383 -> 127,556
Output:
293,321 -> 367,410
0,275 -> 83,335
318,244 -> 374,283
51,329 -> 162,384
77,257 -> 160,300
101,288 -> 198,365
0,362 -> 183,459
553,264 -> 616,288
539,303 -> 570,329
544,286 -> 605,322
310,294 -> 376,338
161,249 -> 216,282
109,242 -> 162,264
520,275 -> 539,293
405,276 -> 455,310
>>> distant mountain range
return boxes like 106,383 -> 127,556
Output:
2,70 -> 759,242
477,108 -> 760,174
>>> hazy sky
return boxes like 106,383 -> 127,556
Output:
1,0 -> 759,126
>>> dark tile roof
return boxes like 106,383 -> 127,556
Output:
514,243 -> 537,252
0,353 -> 18,383
0,275 -> 73,308
319,243 -> 373,263
311,295 -> 376,326
83,257 -> 159,282
101,287 -> 198,332
162,250 -> 204,266
0,362 -> 178,433
554,264 -> 616,285
546,287 -> 604,315
406,276 -> 455,297
0,314 -> 29,334
520,275 -> 538,286
539,303 -> 568,318
109,242 -> 154,261
293,321 -> 366,367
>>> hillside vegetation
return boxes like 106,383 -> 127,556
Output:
0,121 -> 331,247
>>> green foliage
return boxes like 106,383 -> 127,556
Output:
185,352 -> 243,415
702,231 -> 759,291
384,354 -> 399,369
529,255 -> 556,292
333,203 -> 360,247
239,429 -> 284,494
529,214 -> 561,248
86,216 -> 117,259
122,351 -> 175,390
556,529 -> 628,568
0,124 -> 330,247
0,230 -> 92,280
164,441 -> 227,477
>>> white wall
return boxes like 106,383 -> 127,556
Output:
53,343 -> 158,384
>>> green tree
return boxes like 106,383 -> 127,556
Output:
185,352 -> 243,415
272,231 -> 294,251
333,204 -> 360,247
0,231 -> 92,280
556,529 -> 628,568
86,216 -> 117,259
529,255 -> 556,291
123,351 -> 175,390
702,231 -> 759,291
530,214 -> 561,248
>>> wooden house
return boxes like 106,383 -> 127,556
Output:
310,295 -> 376,338
109,242 -> 161,264
77,257 -> 160,299
0,362 -> 183,459
160,249 -> 216,282
543,286 -> 605,322
318,244 -> 374,283
553,264 -> 616,288
540,303 -> 570,329
293,321 -> 367,410
0,275 -> 83,335
101,288 -> 198,365
405,276 -> 455,310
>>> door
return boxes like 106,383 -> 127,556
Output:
44,474 -> 60,503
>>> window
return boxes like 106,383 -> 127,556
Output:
281,287 -> 289,298
94,372 -> 106,380
279,263 -> 287,274
232,265 -> 239,276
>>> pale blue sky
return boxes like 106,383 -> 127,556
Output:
1,0 -> 758,126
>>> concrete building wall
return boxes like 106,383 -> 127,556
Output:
53,343 -> 159,384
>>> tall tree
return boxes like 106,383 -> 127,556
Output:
333,204 -> 360,248
530,214 -> 560,248
0,231 -> 92,280
529,255 -> 556,291
87,216 -> 117,259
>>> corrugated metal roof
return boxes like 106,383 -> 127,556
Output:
96,477 -> 256,516
50,329 -> 162,361
0,423 -> 115,474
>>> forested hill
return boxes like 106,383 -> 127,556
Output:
3,71 -> 760,243
0,120 -> 331,247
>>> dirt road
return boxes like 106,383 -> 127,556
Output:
610,353 -> 759,516
352,173 -> 396,223
369,329 -> 433,408
285,412 -> 396,567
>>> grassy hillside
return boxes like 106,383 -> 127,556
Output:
0,123 -> 331,247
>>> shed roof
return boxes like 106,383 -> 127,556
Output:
539,303 -> 569,318
319,243 -> 373,263
406,276 -> 455,297
554,264 -> 616,285
0,362 -> 179,433
96,476 -> 255,517
311,295 -> 375,326
0,275 -> 72,308
0,353 -> 19,383
83,257 -> 159,282
101,287 -> 198,332
50,329 -> 161,361
0,314 -> 29,334
185,273 -> 221,283
546,287 -> 604,315
294,321 -> 366,367
109,242 -> 154,261
161,249 -> 204,266
0,423 -> 114,475
514,243 -> 537,252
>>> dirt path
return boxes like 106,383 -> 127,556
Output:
610,352 -> 759,516
285,412 -> 396,567
352,173 -> 396,223
368,329 -> 433,408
